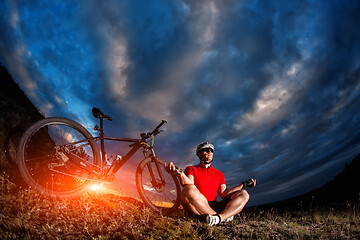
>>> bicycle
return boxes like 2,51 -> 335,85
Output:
17,107 -> 181,214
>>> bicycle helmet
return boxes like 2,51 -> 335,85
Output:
196,142 -> 214,154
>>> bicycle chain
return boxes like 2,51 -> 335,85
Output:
47,163 -> 110,183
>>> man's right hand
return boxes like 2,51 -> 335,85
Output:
165,163 -> 194,185
164,162 -> 176,172
164,162 -> 183,175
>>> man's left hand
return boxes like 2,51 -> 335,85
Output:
242,178 -> 256,188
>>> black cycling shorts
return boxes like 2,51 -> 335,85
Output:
208,195 -> 232,213
183,192 -> 237,218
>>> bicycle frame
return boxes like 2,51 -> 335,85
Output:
65,117 -> 166,184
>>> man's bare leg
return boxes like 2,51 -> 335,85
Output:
219,189 -> 250,221
181,184 -> 217,216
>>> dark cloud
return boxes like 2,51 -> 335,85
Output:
1,0 -> 360,205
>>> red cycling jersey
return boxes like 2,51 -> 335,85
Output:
184,164 -> 225,201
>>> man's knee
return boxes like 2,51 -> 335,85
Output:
232,189 -> 250,202
242,189 -> 250,202
182,184 -> 195,194
181,184 -> 201,202
182,184 -> 197,195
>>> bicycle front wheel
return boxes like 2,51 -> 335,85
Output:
17,117 -> 101,198
136,157 -> 181,214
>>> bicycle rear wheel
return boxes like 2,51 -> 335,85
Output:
136,157 -> 181,214
17,117 -> 100,198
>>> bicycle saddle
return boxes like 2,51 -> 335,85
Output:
92,107 -> 112,121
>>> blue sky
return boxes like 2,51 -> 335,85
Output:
1,0 -> 360,206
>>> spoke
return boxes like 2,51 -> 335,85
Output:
24,155 -> 54,162
142,163 -> 178,209
20,120 -> 98,195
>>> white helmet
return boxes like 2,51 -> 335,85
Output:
196,142 -> 214,154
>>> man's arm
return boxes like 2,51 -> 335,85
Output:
164,162 -> 194,186
218,183 -> 242,199
218,178 -> 256,199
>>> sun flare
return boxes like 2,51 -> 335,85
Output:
89,183 -> 103,192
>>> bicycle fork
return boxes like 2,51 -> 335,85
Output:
147,147 -> 166,191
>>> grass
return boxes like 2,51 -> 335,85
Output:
0,172 -> 359,239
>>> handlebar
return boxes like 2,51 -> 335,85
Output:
141,120 -> 167,140
151,120 -> 167,136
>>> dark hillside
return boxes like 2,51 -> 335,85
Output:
0,64 -> 44,184
257,153 -> 360,211
315,153 -> 360,203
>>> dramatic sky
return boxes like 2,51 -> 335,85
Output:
1,0 -> 360,206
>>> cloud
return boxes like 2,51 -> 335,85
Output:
1,0 -> 360,206
92,0 -> 225,132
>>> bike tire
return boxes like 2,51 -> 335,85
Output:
136,157 -> 181,214
17,117 -> 101,198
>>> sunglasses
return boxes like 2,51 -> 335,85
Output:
201,148 -> 213,153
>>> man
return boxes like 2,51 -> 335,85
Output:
165,142 -> 256,226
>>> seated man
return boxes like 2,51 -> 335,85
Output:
165,142 -> 256,226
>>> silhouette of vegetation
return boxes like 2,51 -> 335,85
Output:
0,63 -> 43,185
